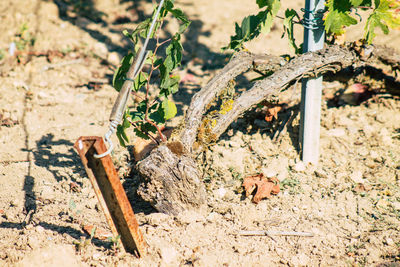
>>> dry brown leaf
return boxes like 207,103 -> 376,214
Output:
264,106 -> 282,122
242,174 -> 280,204
82,224 -> 112,240
261,102 -> 284,122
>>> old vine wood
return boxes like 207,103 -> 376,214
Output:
137,43 -> 400,215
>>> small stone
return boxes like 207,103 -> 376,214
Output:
145,213 -> 170,226
376,198 -> 390,209
40,186 -> 56,201
350,171 -> 364,184
94,42 -> 108,59
215,187 -> 227,199
263,169 -> 277,178
391,202 -> 400,211
160,245 -> 178,265
228,141 -> 241,148
37,91 -> 49,99
291,253 -> 309,266
35,226 -> 45,233
175,210 -> 205,225
379,128 -> 392,146
293,161 -> 306,172
292,206 -> 299,212
369,150 -> 379,160
92,253 -> 102,260
107,52 -> 120,66
222,190 -> 236,201
206,212 -> 221,222
75,17 -> 91,27
327,128 -> 346,137
385,237 -> 395,246
10,199 -> 22,207
314,169 -> 328,178
28,236 -> 41,249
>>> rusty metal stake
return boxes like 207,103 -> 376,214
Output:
74,136 -> 146,257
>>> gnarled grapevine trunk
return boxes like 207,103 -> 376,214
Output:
136,43 -> 400,215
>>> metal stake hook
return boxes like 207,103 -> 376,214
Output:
93,0 -> 165,158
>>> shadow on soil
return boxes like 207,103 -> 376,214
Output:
33,134 -> 82,182
0,133 -> 153,250
50,0 -> 230,113
0,221 -> 111,249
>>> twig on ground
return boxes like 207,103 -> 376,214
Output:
42,59 -> 84,72
238,230 -> 314,237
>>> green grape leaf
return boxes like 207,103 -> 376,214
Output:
364,0 -> 400,43
133,72 -> 148,92
324,0 -> 358,35
282,9 -> 301,54
223,0 -> 280,51
168,7 -> 190,24
126,18 -> 151,43
222,15 -> 261,50
258,0 -> 281,34
241,15 -> 261,38
134,127 -> 150,140
113,53 -> 134,92
164,35 -> 183,71
136,100 -> 148,113
161,98 -> 177,120
168,75 -> 180,94
141,122 -> 158,134
256,0 -> 280,10
130,111 -> 144,123
350,0 -> 372,6
116,124 -> 129,147
149,106 -> 165,124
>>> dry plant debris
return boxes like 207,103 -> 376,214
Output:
82,224 -> 113,240
242,174 -> 280,203
0,113 -> 18,127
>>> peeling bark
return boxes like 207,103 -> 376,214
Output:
137,145 -> 207,216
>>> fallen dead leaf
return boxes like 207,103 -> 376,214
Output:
260,102 -> 285,122
83,224 -> 113,240
264,105 -> 282,122
242,174 -> 280,203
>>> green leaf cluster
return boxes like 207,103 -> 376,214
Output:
282,9 -> 302,54
114,0 -> 189,146
223,0 -> 281,51
324,0 -> 359,35
364,0 -> 400,43
324,0 -> 400,43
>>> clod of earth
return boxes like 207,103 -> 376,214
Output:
242,174 -> 280,203
0,114 -> 19,127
